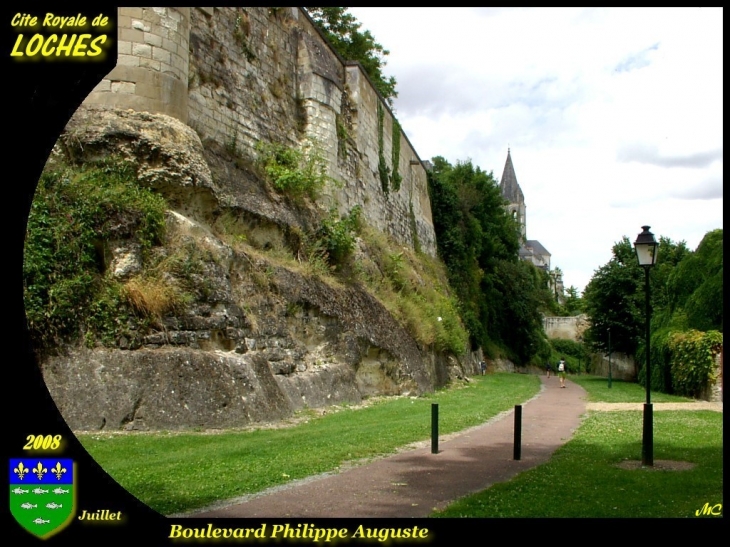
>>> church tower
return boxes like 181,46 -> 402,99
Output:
500,148 -> 526,241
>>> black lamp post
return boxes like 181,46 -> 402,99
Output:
608,326 -> 612,389
634,225 -> 658,466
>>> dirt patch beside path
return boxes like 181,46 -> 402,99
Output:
586,401 -> 723,412
614,459 -> 696,471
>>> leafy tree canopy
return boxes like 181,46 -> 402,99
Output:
583,229 -> 723,360
305,7 -> 398,106
427,156 -> 551,363
582,237 -> 644,355
563,286 -> 585,315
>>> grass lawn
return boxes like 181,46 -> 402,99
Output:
432,410 -> 723,518
568,374 -> 695,403
76,372 -> 539,515
433,374 -> 722,518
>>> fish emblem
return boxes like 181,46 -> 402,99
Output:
52,488 -> 69,495
12,488 -> 29,495
32,488 -> 49,495
20,503 -> 37,510
46,503 -> 63,509
32,518 -> 50,525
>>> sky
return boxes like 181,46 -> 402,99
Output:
347,7 -> 723,295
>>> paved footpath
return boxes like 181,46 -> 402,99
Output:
184,375 -> 586,518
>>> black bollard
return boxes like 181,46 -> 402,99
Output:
431,403 -> 438,454
513,405 -> 522,460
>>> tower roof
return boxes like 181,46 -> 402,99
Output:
500,148 -> 524,203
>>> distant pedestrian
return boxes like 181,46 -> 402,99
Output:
558,358 -> 567,388
545,362 -> 552,378
479,361 -> 486,376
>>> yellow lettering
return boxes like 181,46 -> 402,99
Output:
72,34 -> 91,56
41,34 -> 57,56
10,34 -> 25,56
26,34 -> 44,56
169,525 -> 182,538
87,35 -> 107,56
55,34 -> 76,56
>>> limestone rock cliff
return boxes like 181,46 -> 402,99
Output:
38,107 -> 472,431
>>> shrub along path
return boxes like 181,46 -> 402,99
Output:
183,375 -> 587,518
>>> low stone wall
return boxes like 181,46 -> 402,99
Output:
699,350 -> 723,402
589,352 -> 636,381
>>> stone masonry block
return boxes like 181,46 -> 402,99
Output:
120,7 -> 143,18
118,41 -> 131,55
162,38 -> 179,56
93,80 -> 112,92
144,31 -> 163,48
132,43 -> 152,58
139,57 -> 161,71
143,9 -> 162,26
118,15 -> 132,30
111,81 -> 136,94
118,54 -> 140,67
120,28 -> 144,44
152,46 -> 171,65
161,15 -> 179,32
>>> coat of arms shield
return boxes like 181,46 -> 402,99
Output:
10,458 -> 76,539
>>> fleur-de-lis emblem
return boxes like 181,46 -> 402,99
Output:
51,462 -> 67,480
32,462 -> 48,480
14,462 -> 29,480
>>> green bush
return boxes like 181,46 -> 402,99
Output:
256,139 -> 331,201
316,206 -> 362,267
23,159 -> 167,349
668,329 -> 722,398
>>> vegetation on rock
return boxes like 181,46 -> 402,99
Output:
255,139 -> 332,202
24,160 -> 168,350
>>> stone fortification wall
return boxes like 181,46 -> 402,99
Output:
590,353 -> 636,381
84,7 -> 191,122
543,314 -> 589,342
82,6 -> 436,256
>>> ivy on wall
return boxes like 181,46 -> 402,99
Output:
409,201 -> 421,254
377,102 -> 390,195
336,114 -> 348,160
391,119 -> 402,192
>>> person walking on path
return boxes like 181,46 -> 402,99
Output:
558,357 -> 567,388
546,362 -> 552,378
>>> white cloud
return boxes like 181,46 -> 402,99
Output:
348,7 -> 723,294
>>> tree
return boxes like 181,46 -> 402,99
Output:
563,286 -> 584,315
668,229 -> 723,332
583,229 -> 723,387
582,237 -> 644,355
427,156 -> 552,363
305,7 -> 398,106
487,259 -> 552,364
